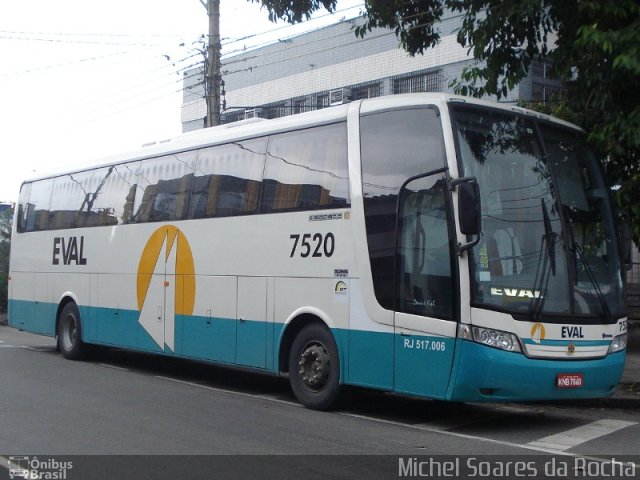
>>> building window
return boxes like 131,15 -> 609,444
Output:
263,103 -> 287,119
393,69 -> 442,94
531,59 -> 558,81
351,82 -> 382,100
532,59 -> 545,79
532,82 -> 566,103
316,93 -> 330,110
292,98 -> 306,114
221,110 -> 245,124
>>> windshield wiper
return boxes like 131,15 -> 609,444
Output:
541,198 -> 556,276
573,243 -> 612,322
529,199 -> 558,320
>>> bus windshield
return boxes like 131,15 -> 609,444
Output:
452,106 -> 625,321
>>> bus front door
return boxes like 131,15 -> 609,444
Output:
393,173 -> 457,399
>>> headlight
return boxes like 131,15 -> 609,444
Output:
608,333 -> 627,354
458,324 -> 522,353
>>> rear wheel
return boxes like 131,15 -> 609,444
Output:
57,302 -> 88,360
288,323 -> 341,410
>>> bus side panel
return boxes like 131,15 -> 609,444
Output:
94,273 -> 148,350
236,276 -> 269,369
8,272 -> 56,336
9,273 -> 36,333
275,277 -> 350,379
8,272 -> 30,330
180,275 -> 237,364
345,280 -> 394,390
50,272 -> 91,338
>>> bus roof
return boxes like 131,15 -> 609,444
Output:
22,93 -> 581,185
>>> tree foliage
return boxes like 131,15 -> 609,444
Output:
252,0 -> 640,241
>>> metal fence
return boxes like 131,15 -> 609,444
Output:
627,246 -> 640,321
628,245 -> 640,285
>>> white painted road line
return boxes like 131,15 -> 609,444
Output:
527,419 -> 638,451
416,404 -> 530,431
154,375 -> 300,407
99,363 -> 129,372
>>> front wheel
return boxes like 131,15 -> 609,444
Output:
288,323 -> 341,410
57,302 -> 88,360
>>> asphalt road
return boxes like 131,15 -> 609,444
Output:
1,325 -> 638,479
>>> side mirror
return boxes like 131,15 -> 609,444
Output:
458,181 -> 481,235
450,177 -> 482,255
449,177 -> 482,256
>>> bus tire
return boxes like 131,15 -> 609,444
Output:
57,302 -> 88,360
288,323 -> 341,410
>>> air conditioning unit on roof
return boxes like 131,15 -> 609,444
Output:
329,88 -> 351,106
245,108 -> 263,119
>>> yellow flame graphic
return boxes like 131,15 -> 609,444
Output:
530,323 -> 546,343
137,225 -> 195,316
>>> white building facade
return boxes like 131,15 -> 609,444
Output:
181,14 -> 562,132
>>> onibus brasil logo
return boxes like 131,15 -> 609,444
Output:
137,226 -> 195,351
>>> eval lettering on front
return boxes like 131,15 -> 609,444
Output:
561,326 -> 584,339
52,236 -> 87,265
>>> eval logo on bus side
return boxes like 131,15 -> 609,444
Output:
530,323 -> 546,344
137,226 -> 196,351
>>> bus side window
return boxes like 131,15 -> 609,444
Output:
22,179 -> 54,232
361,107 -> 447,311
397,175 -> 454,319
48,175 -> 83,230
93,162 -> 140,226
261,123 -> 349,213
16,183 -> 32,233
133,153 -> 195,223
190,138 -> 266,219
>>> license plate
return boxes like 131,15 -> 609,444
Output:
556,373 -> 584,389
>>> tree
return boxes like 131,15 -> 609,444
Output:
250,0 -> 640,242
0,206 -> 13,315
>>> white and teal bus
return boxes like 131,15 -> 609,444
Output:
9,93 -> 629,409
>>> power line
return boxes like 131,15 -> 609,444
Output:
219,3 -> 364,50
0,51 -> 132,78
4,2 -> 415,132
68,58 -> 197,117
0,29 -> 184,39
0,33 -> 163,48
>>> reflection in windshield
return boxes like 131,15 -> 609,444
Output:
452,107 -> 624,321
542,126 -> 623,319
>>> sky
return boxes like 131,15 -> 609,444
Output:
0,0 -> 364,202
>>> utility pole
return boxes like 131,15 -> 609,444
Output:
200,0 -> 221,127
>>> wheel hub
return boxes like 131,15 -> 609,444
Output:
61,315 -> 76,351
298,343 -> 330,390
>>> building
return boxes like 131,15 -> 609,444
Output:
181,13 -> 563,132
